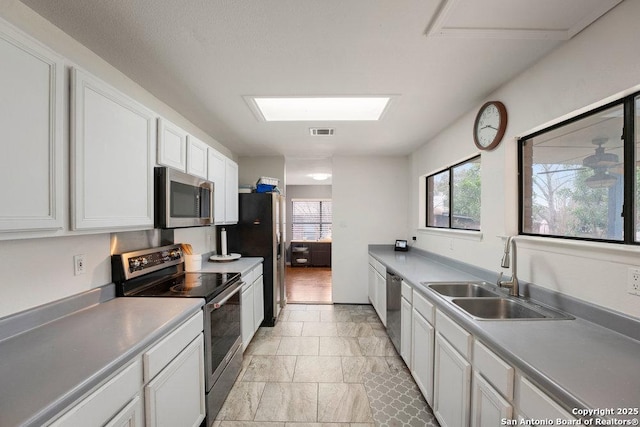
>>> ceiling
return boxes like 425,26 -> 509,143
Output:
20,0 -> 623,184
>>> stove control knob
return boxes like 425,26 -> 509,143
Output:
170,250 -> 180,259
141,257 -> 148,265
132,259 -> 141,268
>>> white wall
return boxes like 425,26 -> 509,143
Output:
0,1 -> 226,317
238,156 -> 286,189
332,156 -> 409,303
410,0 -> 640,317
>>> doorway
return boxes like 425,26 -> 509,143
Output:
285,189 -> 332,304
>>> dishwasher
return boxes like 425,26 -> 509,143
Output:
386,270 -> 403,353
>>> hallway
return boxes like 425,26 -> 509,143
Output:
285,266 -> 332,303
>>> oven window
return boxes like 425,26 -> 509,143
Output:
207,290 -> 241,382
171,181 -> 200,217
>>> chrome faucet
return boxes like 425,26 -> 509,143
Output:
497,236 -> 519,297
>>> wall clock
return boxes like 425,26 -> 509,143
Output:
473,101 -> 507,150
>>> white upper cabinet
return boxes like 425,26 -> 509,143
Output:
157,118 -> 187,172
71,68 -> 156,230
186,135 -> 208,179
207,148 -> 226,224
0,19 -> 64,232
225,158 -> 239,224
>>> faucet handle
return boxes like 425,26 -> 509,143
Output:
497,271 -> 504,286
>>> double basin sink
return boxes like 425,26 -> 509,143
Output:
425,282 -> 572,320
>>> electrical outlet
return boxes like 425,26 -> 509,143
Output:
627,267 -> 640,295
74,254 -> 86,276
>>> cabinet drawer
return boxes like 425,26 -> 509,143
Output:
50,359 -> 142,427
401,280 -> 412,302
473,340 -> 514,400
413,290 -> 434,324
517,376 -> 576,420
435,309 -> 472,359
368,256 -> 386,277
242,269 -> 255,286
143,311 -> 203,383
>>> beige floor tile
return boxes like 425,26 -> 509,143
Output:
335,322 -> 374,337
385,355 -> 410,373
320,311 -> 353,323
245,335 -> 282,356
293,356 -> 343,382
341,356 -> 389,383
284,424 -> 346,427
357,336 -> 397,357
317,383 -> 373,423
369,323 -> 388,337
287,310 -> 322,322
349,312 -> 380,323
254,383 -> 318,422
283,304 -> 309,311
301,322 -> 338,337
242,355 -> 297,382
318,337 -> 363,356
258,322 -> 304,337
217,422 -> 285,427
217,381 -> 266,421
304,304 -> 335,311
277,336 -> 320,355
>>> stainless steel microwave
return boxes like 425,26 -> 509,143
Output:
155,167 -> 214,228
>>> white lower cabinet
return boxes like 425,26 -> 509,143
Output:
49,360 -> 143,427
400,296 -> 412,367
471,372 -> 512,427
367,256 -> 387,326
516,376 -> 577,421
144,335 -> 205,427
105,395 -> 144,427
49,311 -> 205,427
241,281 -> 255,350
433,332 -> 472,427
411,305 -> 435,405
241,262 -> 265,351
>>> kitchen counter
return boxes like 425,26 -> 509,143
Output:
198,256 -> 263,276
369,245 -> 640,418
0,289 -> 203,427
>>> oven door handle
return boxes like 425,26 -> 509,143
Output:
212,281 -> 243,308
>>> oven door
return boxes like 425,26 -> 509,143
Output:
203,280 -> 242,390
155,166 -> 214,228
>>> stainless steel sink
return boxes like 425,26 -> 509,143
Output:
452,297 -> 573,320
427,282 -> 499,298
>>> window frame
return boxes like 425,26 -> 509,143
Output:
290,198 -> 332,241
425,155 -> 481,231
517,91 -> 638,245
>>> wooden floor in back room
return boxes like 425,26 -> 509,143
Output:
285,266 -> 332,304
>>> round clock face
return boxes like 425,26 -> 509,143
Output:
474,101 -> 507,150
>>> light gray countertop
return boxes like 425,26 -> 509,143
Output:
369,245 -> 640,418
198,256 -> 263,276
0,296 -> 203,427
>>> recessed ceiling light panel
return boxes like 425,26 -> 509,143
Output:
247,96 -> 392,121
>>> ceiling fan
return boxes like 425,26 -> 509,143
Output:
536,138 -> 621,188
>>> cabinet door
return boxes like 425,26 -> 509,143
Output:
241,284 -> 255,351
71,68 -> 156,230
145,334 -> 206,427
411,308 -> 435,405
471,372 -> 512,427
517,376 -> 576,421
186,135 -> 208,179
400,297 -> 412,368
207,148 -> 226,224
253,274 -> 264,330
368,264 -> 376,307
104,395 -> 143,427
434,332 -> 472,427
225,158 -> 239,224
157,118 -> 187,172
0,20 -> 64,232
375,270 -> 386,326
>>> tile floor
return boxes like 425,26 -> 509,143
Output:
214,303 -> 437,427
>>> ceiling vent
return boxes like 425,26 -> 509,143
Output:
309,128 -> 335,136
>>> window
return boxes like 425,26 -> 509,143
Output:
291,199 -> 332,241
426,156 -> 481,231
519,92 -> 639,244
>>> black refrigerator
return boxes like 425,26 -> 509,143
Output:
221,192 -> 285,326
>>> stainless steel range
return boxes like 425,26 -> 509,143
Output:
112,244 -> 243,426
